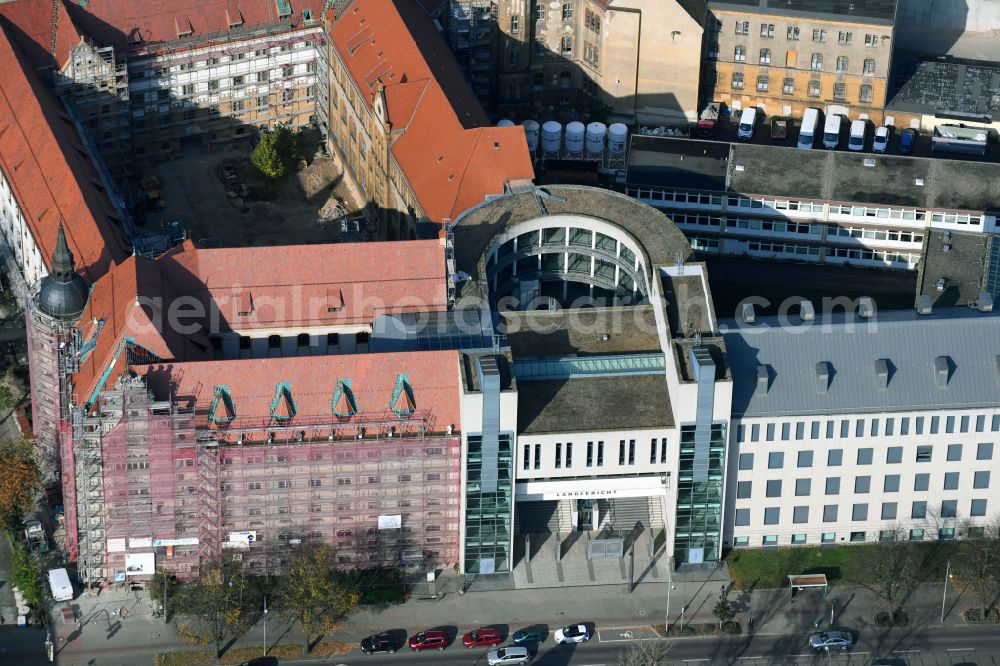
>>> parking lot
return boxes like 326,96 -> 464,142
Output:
706,108 -> 999,162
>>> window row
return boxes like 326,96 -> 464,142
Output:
827,225 -> 923,244
521,438 -> 667,470
737,415 -> 1000,444
745,239 -> 821,256
730,74 -> 873,101
734,525 -> 971,548
737,470 -> 992,500
735,499 -> 988,528
728,20 -> 880,47
738,442 -> 996,470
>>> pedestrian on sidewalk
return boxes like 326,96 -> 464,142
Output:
748,616 -> 754,632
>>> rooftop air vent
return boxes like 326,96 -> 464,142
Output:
863,158 -> 876,167
995,355 -> 1000,383
915,178 -> 925,186
978,292 -> 994,312
735,164 -> 745,172
740,302 -> 755,324
936,277 -> 948,291
874,358 -> 891,390
858,297 -> 875,318
755,364 -> 770,393
799,300 -> 815,322
916,294 -> 933,315
933,355 -> 952,387
943,231 -> 952,241
815,361 -> 831,393
942,244 -> 952,252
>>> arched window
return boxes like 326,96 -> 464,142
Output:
836,55 -> 848,72
560,36 -> 573,54
859,84 -> 873,103
268,334 -> 281,349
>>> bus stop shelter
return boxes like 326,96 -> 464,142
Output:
788,573 -> 829,599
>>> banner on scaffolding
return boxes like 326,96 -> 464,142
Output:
152,538 -> 199,547
125,552 -> 155,576
377,515 -> 402,530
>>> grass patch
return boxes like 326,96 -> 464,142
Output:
726,542 -> 958,590
310,639 -> 354,657
339,567 -> 405,605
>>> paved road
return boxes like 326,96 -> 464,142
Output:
264,625 -> 1000,666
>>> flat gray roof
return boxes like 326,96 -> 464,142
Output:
708,0 -> 897,24
721,307 -> 1000,418
503,307 -> 662,358
517,375 -> 674,434
888,57 -> 1000,121
627,137 -> 1000,211
916,230 -> 993,308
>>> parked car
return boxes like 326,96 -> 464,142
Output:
554,624 -> 590,644
487,646 -> 532,665
463,627 -> 502,648
848,119 -> 867,151
737,107 -> 758,141
512,627 -> 544,644
409,630 -> 448,651
873,125 -> 891,153
898,128 -> 917,154
360,633 -> 397,655
808,630 -> 854,651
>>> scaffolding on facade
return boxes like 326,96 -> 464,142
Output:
67,376 -> 461,583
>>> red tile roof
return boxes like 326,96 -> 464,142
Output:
0,0 -> 83,71
63,0 -> 322,52
329,0 -> 534,223
137,349 -> 463,434
0,26 -> 129,283
71,239 -> 448,405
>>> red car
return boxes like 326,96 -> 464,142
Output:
462,627 -> 502,648
409,630 -> 448,651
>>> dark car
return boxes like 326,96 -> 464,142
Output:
238,659 -> 278,666
512,627 -> 544,644
360,633 -> 397,655
898,128 -> 916,155
463,627 -> 502,648
409,630 -> 448,651
808,630 -> 854,651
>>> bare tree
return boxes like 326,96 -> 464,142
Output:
847,526 -> 918,612
952,518 -> 1000,610
616,640 -> 674,666
176,554 -> 256,659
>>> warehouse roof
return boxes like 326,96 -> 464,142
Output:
627,136 -> 1000,211
721,307 -> 1000,418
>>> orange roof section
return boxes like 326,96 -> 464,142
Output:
63,0 -> 322,52
0,0 -> 84,72
0,26 -> 129,283
137,349 -> 463,434
71,239 -> 448,404
329,0 -> 534,223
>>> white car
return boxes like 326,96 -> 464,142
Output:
487,646 -> 532,665
553,624 -> 590,644
873,126 -> 890,153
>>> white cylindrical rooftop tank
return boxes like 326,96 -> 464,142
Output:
497,119 -> 515,127
541,121 -> 562,154
565,121 -> 585,154
522,119 -> 540,152
586,122 -> 606,155
608,123 -> 628,154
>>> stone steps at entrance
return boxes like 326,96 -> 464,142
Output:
606,496 -> 650,531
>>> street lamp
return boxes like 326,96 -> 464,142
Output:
665,557 -> 676,631
44,627 -> 53,663
940,560 -> 952,623
262,596 -> 269,657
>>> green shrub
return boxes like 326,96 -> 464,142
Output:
721,621 -> 742,634
10,540 -> 43,608
251,125 -> 296,179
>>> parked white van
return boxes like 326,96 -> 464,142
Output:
848,119 -> 867,151
737,107 -> 757,140
48,567 -> 73,602
823,114 -> 842,149
797,108 -> 819,149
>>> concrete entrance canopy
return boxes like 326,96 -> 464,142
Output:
516,475 -> 669,501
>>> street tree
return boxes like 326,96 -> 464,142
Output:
847,529 -> 918,612
277,544 -> 360,653
952,519 -> 1000,610
712,597 -> 735,628
176,554 -> 255,659
0,437 -> 40,528
251,125 -> 295,179
616,639 -> 674,666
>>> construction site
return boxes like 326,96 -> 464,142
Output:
55,372 -> 462,584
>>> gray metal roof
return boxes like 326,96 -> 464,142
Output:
721,307 -> 1000,418
708,0 -> 898,24
888,57 -> 1000,122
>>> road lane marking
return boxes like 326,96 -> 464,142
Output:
892,650 -> 921,653
947,648 -> 974,651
